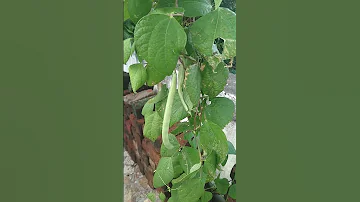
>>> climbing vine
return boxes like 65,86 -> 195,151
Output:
124,0 -> 236,201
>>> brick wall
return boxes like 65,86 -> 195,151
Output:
123,89 -> 188,196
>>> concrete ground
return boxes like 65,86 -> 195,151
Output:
123,73 -> 237,202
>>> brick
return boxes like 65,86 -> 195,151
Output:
176,133 -> 188,147
136,157 -> 145,174
153,139 -> 161,153
125,119 -> 132,135
131,126 -> 143,152
142,138 -> 161,165
141,150 -> 150,166
137,118 -> 145,125
149,158 -> 156,171
128,151 -> 136,163
144,166 -> 154,189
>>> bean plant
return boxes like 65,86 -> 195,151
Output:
124,0 -> 236,201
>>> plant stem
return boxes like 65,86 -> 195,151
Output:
162,71 -> 177,149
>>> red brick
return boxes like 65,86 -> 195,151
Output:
125,119 -> 132,135
137,118 -> 145,125
144,166 -> 155,189
131,126 -> 143,151
176,133 -> 188,146
142,138 -> 161,165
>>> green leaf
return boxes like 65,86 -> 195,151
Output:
142,83 -> 169,116
203,151 -> 217,182
180,146 -> 200,174
190,163 -> 201,173
227,141 -> 236,155
200,61 -> 229,98
172,122 -> 192,135
189,8 -> 236,58
160,134 -> 180,157
143,111 -> 163,141
201,191 -> 213,202
205,44 -> 223,69
147,192 -> 156,202
203,97 -> 234,128
228,184 -> 236,199
142,101 -> 155,117
199,120 -> 228,163
171,171 -> 197,185
221,154 -> 228,166
175,178 -> 206,202
214,0 -> 222,9
150,7 -> 185,15
159,192 -> 166,201
214,178 -> 229,195
172,152 -> 184,178
183,64 -> 201,110
128,0 -> 152,23
150,7 -> 184,24
184,132 -> 197,148
156,93 -> 188,127
167,197 -> 176,202
156,0 -> 176,8
134,14 -> 187,86
153,157 -> 174,188
129,63 -> 147,92
123,38 -> 133,64
178,0 -> 213,17
124,0 -> 130,21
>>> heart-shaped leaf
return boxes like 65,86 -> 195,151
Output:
189,8 -> 236,58
134,14 -> 187,85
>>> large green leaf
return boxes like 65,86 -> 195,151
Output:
214,178 -> 229,195
143,111 -> 163,141
129,63 -> 147,92
172,178 -> 206,202
153,157 -> 174,188
200,62 -> 229,98
189,7 -> 236,58
199,120 -> 228,163
128,0 -> 153,23
183,64 -> 201,110
180,146 -> 200,174
178,0 -> 213,17
203,151 -> 217,182
160,134 -> 180,157
134,14 -> 187,86
156,93 -> 188,127
203,97 -> 234,128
